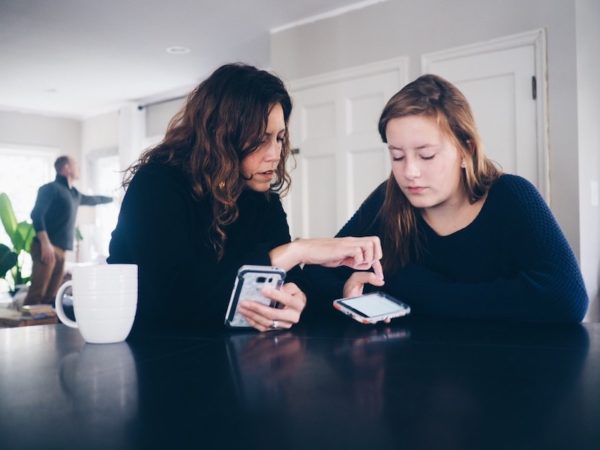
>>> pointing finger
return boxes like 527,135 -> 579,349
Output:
372,259 -> 384,280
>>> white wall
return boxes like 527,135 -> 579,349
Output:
81,111 -> 119,156
145,98 -> 185,139
576,0 -> 600,302
0,110 -> 81,160
78,111 -> 119,234
271,0 -> 594,288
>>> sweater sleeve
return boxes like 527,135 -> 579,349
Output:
261,193 -> 308,293
79,193 -> 113,206
108,166 -> 298,331
303,182 -> 386,303
384,176 -> 588,323
198,191 -> 305,310
30,184 -> 55,232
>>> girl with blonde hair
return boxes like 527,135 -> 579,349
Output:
306,74 -> 587,323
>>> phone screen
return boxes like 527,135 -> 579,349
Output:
340,293 -> 406,317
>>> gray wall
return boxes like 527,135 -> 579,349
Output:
576,0 -> 600,301
271,0 -> 588,280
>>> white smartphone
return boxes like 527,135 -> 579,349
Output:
224,265 -> 286,328
333,292 -> 411,324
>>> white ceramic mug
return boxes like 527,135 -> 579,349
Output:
55,264 -> 138,344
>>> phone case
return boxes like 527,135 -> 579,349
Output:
333,292 -> 410,325
224,265 -> 286,327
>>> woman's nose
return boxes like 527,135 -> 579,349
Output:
264,139 -> 281,161
404,159 -> 420,179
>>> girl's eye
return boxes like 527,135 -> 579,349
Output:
392,155 -> 405,161
420,154 -> 435,160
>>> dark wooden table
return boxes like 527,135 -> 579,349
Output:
1,316 -> 599,450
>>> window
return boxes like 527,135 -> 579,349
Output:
0,145 -> 57,240
84,151 -> 122,261
0,145 -> 57,292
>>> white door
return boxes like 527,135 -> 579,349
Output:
286,59 -> 409,239
422,29 -> 548,199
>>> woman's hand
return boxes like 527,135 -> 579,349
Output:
236,282 -> 307,332
301,237 -> 383,271
270,236 -> 384,277
343,270 -> 385,298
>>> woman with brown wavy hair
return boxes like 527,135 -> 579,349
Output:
108,63 -> 382,333
305,74 -> 588,323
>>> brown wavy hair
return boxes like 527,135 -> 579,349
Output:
124,63 -> 293,259
377,74 -> 501,272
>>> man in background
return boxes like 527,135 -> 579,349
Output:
24,155 -> 113,305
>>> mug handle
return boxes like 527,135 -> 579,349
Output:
55,281 -> 78,328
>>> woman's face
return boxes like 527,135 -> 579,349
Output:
386,115 -> 465,211
241,103 -> 285,192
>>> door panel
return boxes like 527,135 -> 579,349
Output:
422,32 -> 547,197
303,155 -> 337,238
346,92 -> 386,134
287,59 -> 408,238
303,101 -> 336,140
347,147 -> 387,213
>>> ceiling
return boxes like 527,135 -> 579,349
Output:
0,0 -> 371,119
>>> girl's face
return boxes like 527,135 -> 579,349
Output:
386,115 -> 466,212
241,103 -> 285,193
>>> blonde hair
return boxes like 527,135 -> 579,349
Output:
378,74 -> 501,272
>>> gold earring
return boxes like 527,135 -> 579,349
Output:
218,181 -> 225,189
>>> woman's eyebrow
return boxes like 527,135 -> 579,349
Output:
265,128 -> 286,136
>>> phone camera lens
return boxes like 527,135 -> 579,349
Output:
256,277 -> 266,283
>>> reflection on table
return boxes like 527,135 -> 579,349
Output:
0,317 -> 599,450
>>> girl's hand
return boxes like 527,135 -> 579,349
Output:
237,282 -> 307,332
343,268 -> 385,298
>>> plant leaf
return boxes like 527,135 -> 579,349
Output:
0,243 -> 18,278
0,193 -> 18,243
14,221 -> 35,253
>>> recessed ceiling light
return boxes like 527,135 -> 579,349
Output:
166,46 -> 191,55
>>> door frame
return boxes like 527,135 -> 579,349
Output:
421,29 -> 549,200
288,56 -> 409,92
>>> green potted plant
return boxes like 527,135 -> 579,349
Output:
0,193 -> 35,295
0,243 -> 17,279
